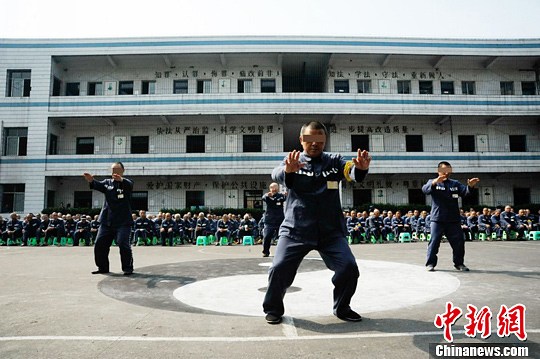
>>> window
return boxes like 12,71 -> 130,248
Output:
76,137 -> 94,155
462,81 -> 476,95
521,81 -> 537,95
1,184 -> 25,213
74,191 -> 92,208
513,188 -> 530,206
6,70 -> 31,97
88,82 -> 103,96
419,81 -> 433,94
408,189 -> 425,205
458,135 -> 475,152
238,79 -> 252,93
197,79 -> 212,94
244,190 -> 263,209
500,81 -> 514,95
405,135 -> 423,152
65,82 -> 80,96
47,190 -> 56,208
131,136 -> 149,154
243,135 -> 262,152
353,189 -> 372,208
173,80 -> 188,94
357,80 -> 371,94
186,191 -> 205,209
334,80 -> 349,93
118,81 -> 134,95
440,81 -> 454,95
509,135 -> 526,152
351,135 -> 369,152
397,80 -> 411,94
3,127 -> 27,156
52,77 -> 61,96
141,80 -> 156,95
261,79 -> 276,93
462,188 -> 479,207
131,191 -> 148,211
186,135 -> 205,153
48,134 -> 58,155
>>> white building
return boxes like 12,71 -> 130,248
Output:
1,36 -> 539,215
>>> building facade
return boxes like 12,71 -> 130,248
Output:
1,36 -> 539,215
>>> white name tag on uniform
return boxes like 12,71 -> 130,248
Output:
452,194 -> 459,198
118,194 -> 124,199
327,181 -> 339,189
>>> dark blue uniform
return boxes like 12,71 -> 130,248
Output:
133,217 -> 153,245
22,216 -> 40,245
422,178 -> 471,268
263,152 -> 368,319
74,219 -> 92,246
90,177 -> 134,274
160,218 -> 176,246
262,192 -> 286,256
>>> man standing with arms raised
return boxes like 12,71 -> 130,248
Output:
422,161 -> 480,272
263,121 -> 371,324
83,162 -> 134,275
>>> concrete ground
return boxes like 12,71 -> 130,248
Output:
0,239 -> 538,359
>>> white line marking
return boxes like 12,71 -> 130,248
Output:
281,316 -> 298,338
1,329 -> 538,342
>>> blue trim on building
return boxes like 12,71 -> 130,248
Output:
1,39 -> 540,50
2,154 -> 540,165
1,97 -> 540,108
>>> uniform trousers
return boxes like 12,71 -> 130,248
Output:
262,225 -> 280,256
94,224 -> 133,273
426,221 -> 465,267
263,235 -> 359,317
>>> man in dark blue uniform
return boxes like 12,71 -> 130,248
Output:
160,212 -> 176,246
74,215 -> 92,246
261,182 -> 286,257
22,213 -> 40,246
477,208 -> 493,238
422,161 -> 479,272
263,121 -> 371,324
84,162 -> 134,275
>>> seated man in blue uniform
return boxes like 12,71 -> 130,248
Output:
500,205 -> 526,240
133,210 -> 152,245
467,210 -> 480,240
367,209 -> 384,241
74,215 -> 92,246
237,214 -> 255,242
477,208 -> 493,238
263,121 -> 371,324
215,214 -> 232,245
22,213 -> 40,246
346,210 -> 363,244
3,212 -> 22,245
391,211 -> 407,238
422,161 -> 479,272
159,212 -> 176,246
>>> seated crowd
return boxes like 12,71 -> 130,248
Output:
344,205 -> 540,243
0,210 -> 265,247
1,205 -> 538,247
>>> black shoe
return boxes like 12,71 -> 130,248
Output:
454,265 -> 470,272
426,265 -> 435,272
265,314 -> 282,324
335,309 -> 362,322
262,253 -> 269,257
91,270 -> 109,275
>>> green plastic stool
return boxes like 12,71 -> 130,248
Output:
242,236 -> 254,245
528,231 -> 540,240
196,236 -> 207,246
478,233 -> 488,241
220,236 -> 229,246
387,233 -> 395,242
399,232 -> 412,243
29,237 -> 38,246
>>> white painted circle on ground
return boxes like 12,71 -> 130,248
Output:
173,260 -> 460,317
